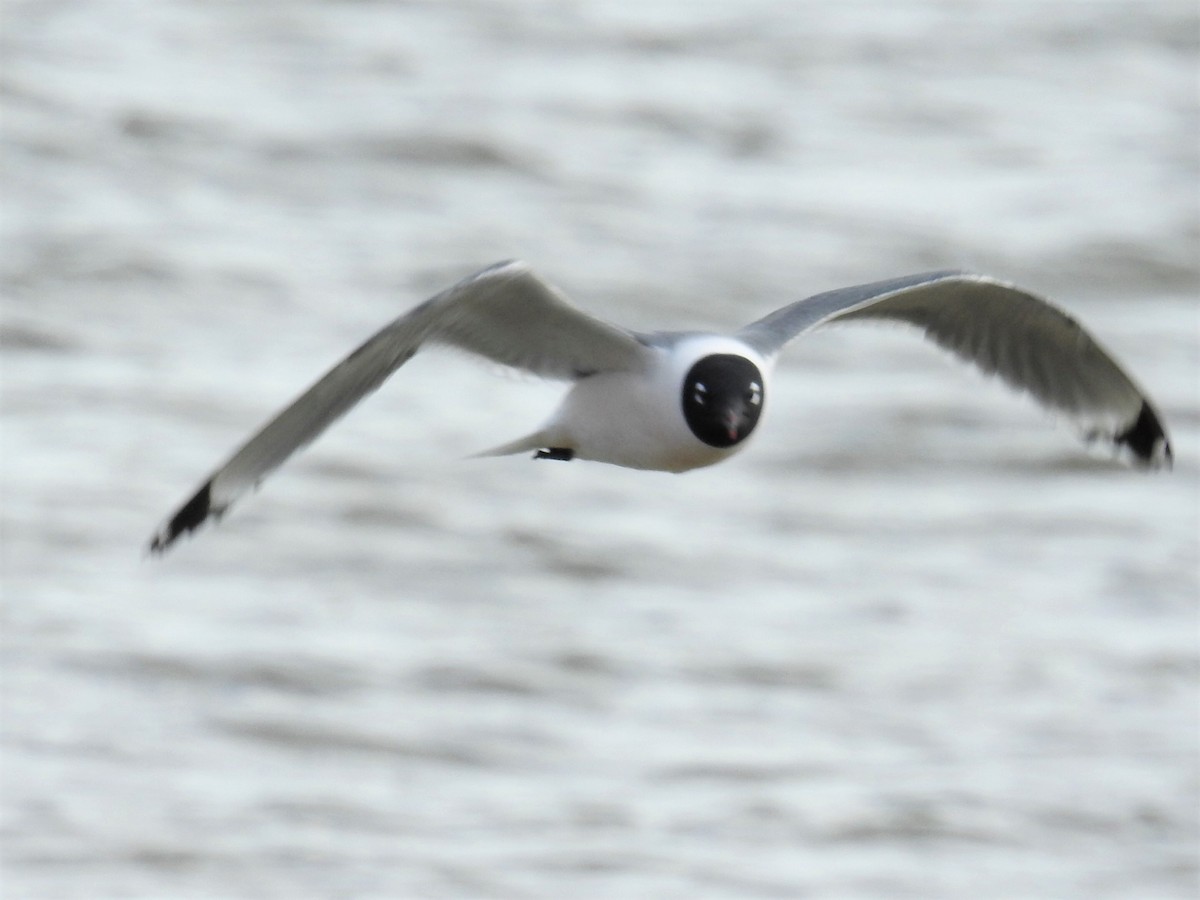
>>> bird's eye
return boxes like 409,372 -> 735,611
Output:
746,382 -> 762,406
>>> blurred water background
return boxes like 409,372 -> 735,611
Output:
3,1 -> 1198,898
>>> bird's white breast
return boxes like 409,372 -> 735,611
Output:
543,335 -> 770,473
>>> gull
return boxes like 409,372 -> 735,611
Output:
148,261 -> 1171,553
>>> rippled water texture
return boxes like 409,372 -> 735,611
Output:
3,1 -> 1198,898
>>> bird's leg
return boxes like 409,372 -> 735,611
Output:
534,447 -> 575,462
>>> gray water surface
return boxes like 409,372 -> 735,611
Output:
3,2 -> 1198,898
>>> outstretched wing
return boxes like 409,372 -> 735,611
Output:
148,260 -> 646,553
737,270 -> 1172,468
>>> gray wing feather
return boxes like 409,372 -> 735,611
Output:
420,261 -> 646,378
148,261 -> 645,553
738,270 -> 1171,467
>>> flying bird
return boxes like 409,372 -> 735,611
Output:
148,261 -> 1171,554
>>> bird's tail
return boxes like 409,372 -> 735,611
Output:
468,429 -> 549,459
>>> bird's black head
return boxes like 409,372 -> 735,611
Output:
681,354 -> 765,448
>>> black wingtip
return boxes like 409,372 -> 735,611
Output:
148,480 -> 214,555
1116,401 -> 1172,469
